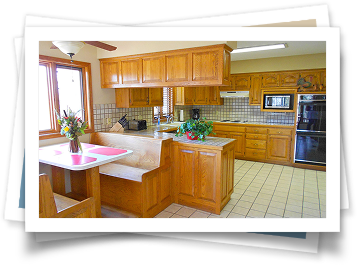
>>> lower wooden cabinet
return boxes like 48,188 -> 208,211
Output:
267,134 -> 291,162
173,141 -> 235,214
213,123 -> 294,165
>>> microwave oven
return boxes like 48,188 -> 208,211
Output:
262,92 -> 295,111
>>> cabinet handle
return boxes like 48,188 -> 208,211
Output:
278,131 -> 281,134
254,143 -> 258,146
254,130 -> 258,132
253,152 -> 257,155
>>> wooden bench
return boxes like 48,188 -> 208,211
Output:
39,174 -> 95,218
86,132 -> 173,218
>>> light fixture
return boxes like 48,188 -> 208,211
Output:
231,43 -> 287,53
52,41 -> 85,61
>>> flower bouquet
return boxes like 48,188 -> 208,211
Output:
56,108 -> 88,153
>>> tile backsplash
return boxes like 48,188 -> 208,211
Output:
94,98 -> 294,132
174,98 -> 295,125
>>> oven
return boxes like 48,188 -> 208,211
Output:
294,94 -> 326,166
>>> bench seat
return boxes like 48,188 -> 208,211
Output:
99,163 -> 151,182
69,132 -> 174,218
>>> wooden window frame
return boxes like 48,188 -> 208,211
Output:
39,55 -> 94,140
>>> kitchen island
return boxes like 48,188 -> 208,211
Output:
113,124 -> 236,215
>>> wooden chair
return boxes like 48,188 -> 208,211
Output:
39,174 -> 96,218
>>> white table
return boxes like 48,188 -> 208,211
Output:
39,142 -> 133,217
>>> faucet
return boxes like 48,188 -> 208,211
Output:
166,114 -> 173,124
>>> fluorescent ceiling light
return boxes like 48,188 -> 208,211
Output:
232,43 -> 287,53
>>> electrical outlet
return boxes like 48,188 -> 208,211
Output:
138,115 -> 143,120
107,117 -> 112,125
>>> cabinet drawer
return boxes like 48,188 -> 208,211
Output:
246,127 -> 268,134
246,133 -> 267,140
245,148 -> 266,159
214,124 -> 245,133
268,128 -> 292,136
245,139 -> 266,149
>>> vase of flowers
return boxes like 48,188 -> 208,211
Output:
175,118 -> 215,141
56,108 -> 88,153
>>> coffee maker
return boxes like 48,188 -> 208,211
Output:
192,109 -> 200,120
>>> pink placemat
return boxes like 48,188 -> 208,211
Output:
88,147 -> 127,156
70,155 -> 97,165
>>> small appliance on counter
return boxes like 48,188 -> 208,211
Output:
128,119 -> 147,131
179,110 -> 184,122
192,109 -> 200,120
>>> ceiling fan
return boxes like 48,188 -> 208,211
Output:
51,41 -> 117,61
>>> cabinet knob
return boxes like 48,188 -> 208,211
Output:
253,152 -> 257,155
254,130 -> 258,132
278,131 -> 281,134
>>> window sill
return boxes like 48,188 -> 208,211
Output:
39,128 -> 94,141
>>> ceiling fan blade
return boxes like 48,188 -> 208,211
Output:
83,41 -> 117,51
50,44 -> 58,49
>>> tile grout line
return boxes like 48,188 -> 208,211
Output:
264,165 -> 284,218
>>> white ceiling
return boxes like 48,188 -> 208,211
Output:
231,41 -> 326,61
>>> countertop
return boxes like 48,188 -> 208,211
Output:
122,124 -> 236,147
121,119 -> 295,147
212,120 -> 295,127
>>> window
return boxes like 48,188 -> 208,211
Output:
153,87 -> 173,122
39,55 -> 94,140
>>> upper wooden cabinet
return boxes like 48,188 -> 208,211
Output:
174,86 -> 223,106
115,87 -> 163,108
100,44 -> 232,88
225,68 -> 326,105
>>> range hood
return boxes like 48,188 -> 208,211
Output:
220,91 -> 250,98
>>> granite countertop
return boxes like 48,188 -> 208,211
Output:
122,124 -> 236,147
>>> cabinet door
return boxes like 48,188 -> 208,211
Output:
121,58 -> 141,84
223,49 -> 231,84
213,130 -> 228,138
129,88 -> 149,107
148,88 -> 163,106
261,73 -> 279,88
280,71 -> 299,87
230,132 -> 245,157
174,87 -> 185,105
177,148 -> 195,198
165,53 -> 189,82
196,151 -> 218,203
193,87 -> 209,105
267,135 -> 291,162
233,74 -> 250,90
249,74 -> 262,105
299,71 -> 320,88
192,49 -> 219,82
184,87 -> 194,105
208,86 -> 223,105
142,56 -> 164,84
100,61 -> 120,88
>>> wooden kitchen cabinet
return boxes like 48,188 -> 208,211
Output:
249,74 -> 262,105
100,44 -> 232,88
100,61 -> 120,88
224,69 -> 325,104
174,86 -> 223,106
280,71 -> 300,87
213,122 -> 295,165
261,73 -> 280,88
267,128 -> 292,162
115,87 -> 163,108
173,140 -> 235,214
267,135 -> 292,162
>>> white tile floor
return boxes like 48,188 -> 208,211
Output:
155,159 -> 326,218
